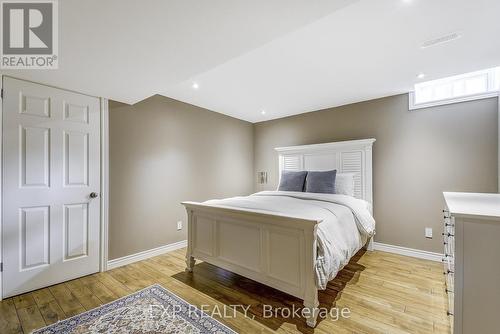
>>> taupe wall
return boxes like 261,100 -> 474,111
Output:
109,95 -> 254,260
253,94 -> 498,252
109,93 -> 498,257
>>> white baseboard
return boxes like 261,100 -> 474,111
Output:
107,240 -> 187,270
373,242 -> 443,262
106,239 -> 441,271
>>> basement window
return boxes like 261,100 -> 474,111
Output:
409,67 -> 500,110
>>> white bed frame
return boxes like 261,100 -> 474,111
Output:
182,138 -> 375,327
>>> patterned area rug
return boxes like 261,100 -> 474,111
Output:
33,284 -> 236,334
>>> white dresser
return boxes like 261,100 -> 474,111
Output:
443,192 -> 500,334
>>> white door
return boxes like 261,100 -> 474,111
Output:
2,77 -> 101,298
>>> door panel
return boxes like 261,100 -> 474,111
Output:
64,102 -> 89,123
2,77 -> 101,298
63,203 -> 89,260
20,206 -> 50,269
21,126 -> 50,187
64,131 -> 89,186
21,94 -> 50,117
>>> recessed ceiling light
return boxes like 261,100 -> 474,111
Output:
261,110 -> 266,115
192,82 -> 199,89
417,73 -> 425,79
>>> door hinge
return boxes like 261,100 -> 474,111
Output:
0,88 -> 3,99
0,262 -> 2,272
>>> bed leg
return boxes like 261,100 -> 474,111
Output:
303,294 -> 319,328
303,276 -> 319,328
185,255 -> 195,272
185,209 -> 195,272
303,225 -> 319,327
365,236 -> 374,251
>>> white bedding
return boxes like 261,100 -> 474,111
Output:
204,191 -> 376,290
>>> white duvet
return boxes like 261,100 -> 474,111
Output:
205,191 -> 376,289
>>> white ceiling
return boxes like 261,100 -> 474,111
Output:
2,0 -> 500,123
163,0 -> 500,122
1,0 -> 354,105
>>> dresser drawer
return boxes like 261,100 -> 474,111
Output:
444,234 -> 454,257
443,213 -> 455,257
444,220 -> 455,236
443,214 -> 455,233
447,285 -> 454,316
445,270 -> 454,315
444,256 -> 454,273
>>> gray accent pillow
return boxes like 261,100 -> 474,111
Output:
305,170 -> 337,194
278,171 -> 307,192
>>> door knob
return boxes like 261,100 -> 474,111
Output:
89,192 -> 99,199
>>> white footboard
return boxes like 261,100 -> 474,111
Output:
182,201 -> 321,327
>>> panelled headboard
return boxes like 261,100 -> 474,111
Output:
275,139 -> 376,204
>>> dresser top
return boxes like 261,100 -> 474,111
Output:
443,192 -> 500,220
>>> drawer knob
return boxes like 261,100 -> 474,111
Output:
443,270 -> 454,275
442,233 -> 455,237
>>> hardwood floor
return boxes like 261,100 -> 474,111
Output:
0,249 -> 451,334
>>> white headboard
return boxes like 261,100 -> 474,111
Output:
275,139 -> 376,204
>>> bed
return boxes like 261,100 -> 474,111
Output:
182,138 -> 376,327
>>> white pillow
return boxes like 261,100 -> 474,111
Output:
335,173 -> 356,197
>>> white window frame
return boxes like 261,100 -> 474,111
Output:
409,67 -> 500,110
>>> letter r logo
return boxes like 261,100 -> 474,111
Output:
2,1 -> 53,54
